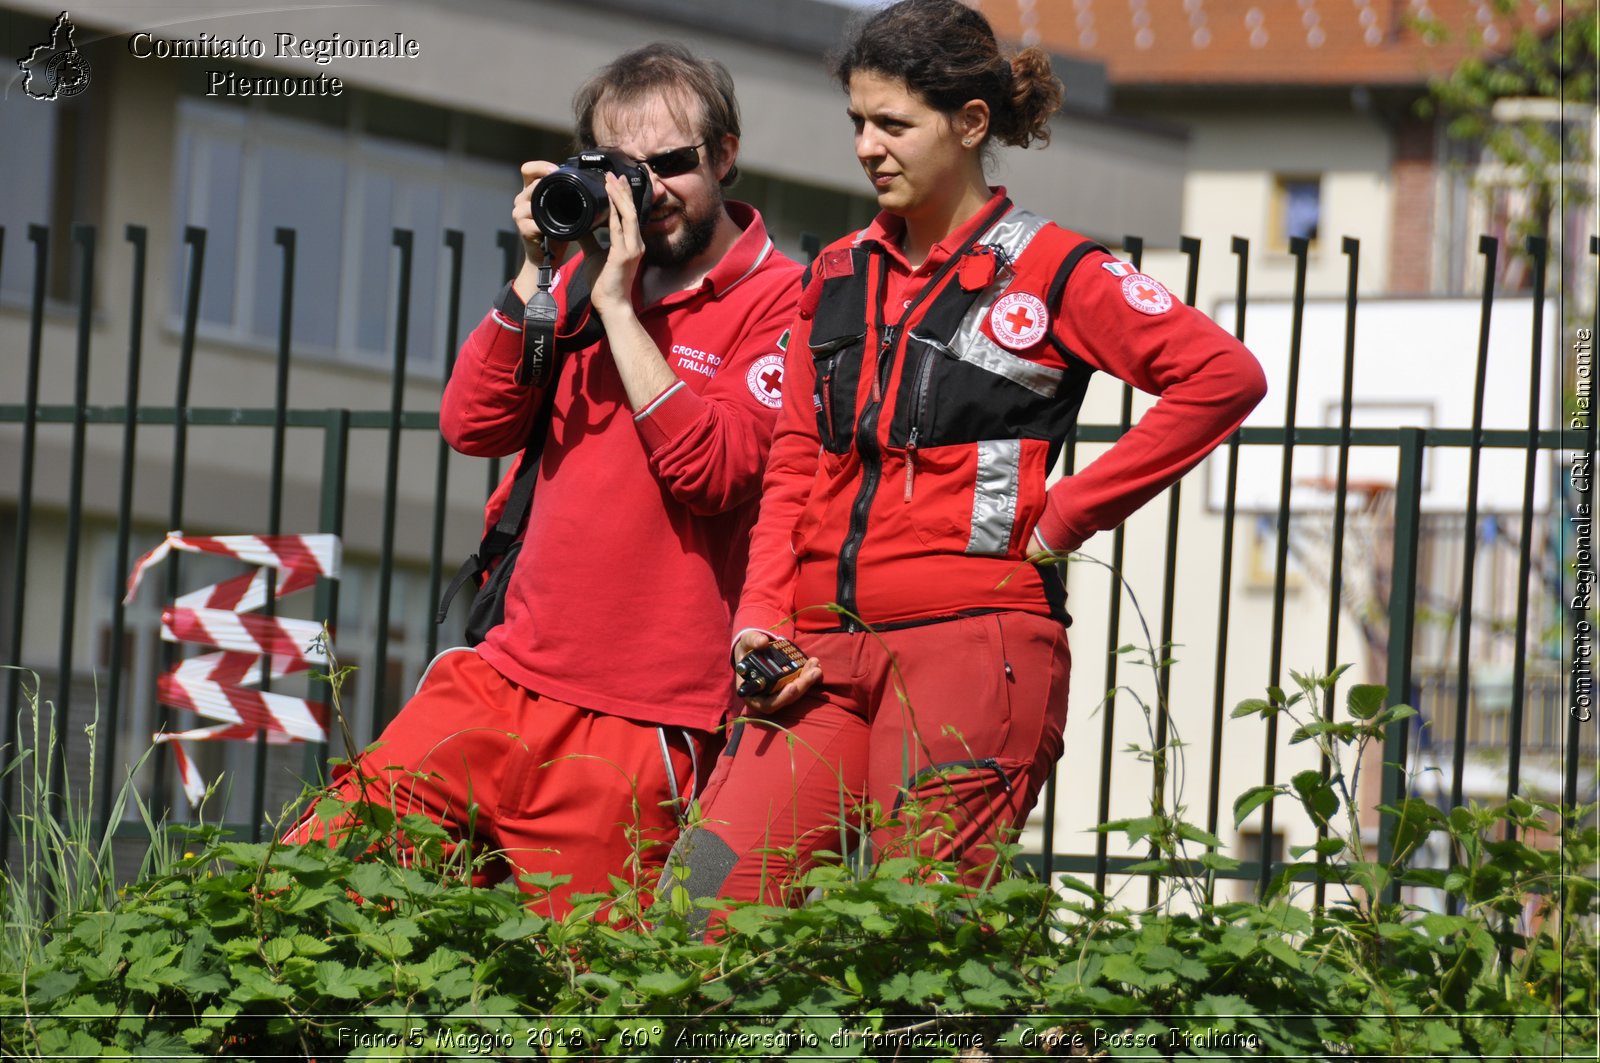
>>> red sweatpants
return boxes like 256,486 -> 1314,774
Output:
285,648 -> 703,918
666,611 -> 1070,909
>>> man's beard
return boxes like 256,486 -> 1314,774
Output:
642,188 -> 723,268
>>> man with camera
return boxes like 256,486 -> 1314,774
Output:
288,43 -> 801,915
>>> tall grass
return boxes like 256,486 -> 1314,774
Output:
0,670 -> 183,971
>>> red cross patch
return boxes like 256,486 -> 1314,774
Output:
1121,273 -> 1173,315
746,354 -> 785,409
988,291 -> 1049,350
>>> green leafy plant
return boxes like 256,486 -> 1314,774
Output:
1,638 -> 1594,1058
0,670 -> 180,977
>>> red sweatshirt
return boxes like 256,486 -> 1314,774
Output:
442,202 -> 801,731
734,190 -> 1267,636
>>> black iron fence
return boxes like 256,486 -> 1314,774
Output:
1,222 -> 1595,901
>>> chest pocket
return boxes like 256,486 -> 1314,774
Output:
805,255 -> 872,455
885,283 -> 1071,450
810,330 -> 865,454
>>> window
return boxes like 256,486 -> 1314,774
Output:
1273,174 -> 1322,248
1235,828 -> 1285,901
0,102 -> 59,301
171,97 -> 516,377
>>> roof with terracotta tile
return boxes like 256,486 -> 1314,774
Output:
974,0 -> 1583,88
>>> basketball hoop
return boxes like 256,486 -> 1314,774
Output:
1290,475 -> 1397,515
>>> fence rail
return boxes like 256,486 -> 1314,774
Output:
2,221 -> 1595,903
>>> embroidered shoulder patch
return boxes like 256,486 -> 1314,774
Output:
747,354 -> 785,409
1120,273 -> 1173,315
1101,260 -> 1137,278
989,291 -> 1049,350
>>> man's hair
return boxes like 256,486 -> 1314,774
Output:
574,41 -> 741,187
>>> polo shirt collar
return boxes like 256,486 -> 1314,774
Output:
699,200 -> 776,297
856,187 -> 1011,273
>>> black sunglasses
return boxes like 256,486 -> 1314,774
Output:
634,142 -> 704,178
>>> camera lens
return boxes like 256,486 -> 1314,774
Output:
531,168 -> 609,240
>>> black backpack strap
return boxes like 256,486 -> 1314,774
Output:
436,265 -> 596,627
434,430 -> 546,626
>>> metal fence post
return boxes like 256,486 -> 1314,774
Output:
1379,427 -> 1426,902
306,409 -> 350,786
99,225 -> 149,829
1,225 -> 50,863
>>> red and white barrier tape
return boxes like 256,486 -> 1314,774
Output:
125,531 -> 341,806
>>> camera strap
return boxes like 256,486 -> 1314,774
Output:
436,244 -> 593,632
519,240 -> 560,388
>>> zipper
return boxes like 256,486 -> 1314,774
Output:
892,757 -> 1016,816
902,342 -> 936,502
872,323 -> 899,402
836,264 -> 892,630
904,426 -> 918,502
832,197 -> 1014,630
819,361 -> 836,443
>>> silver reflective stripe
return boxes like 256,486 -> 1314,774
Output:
979,206 -> 1051,263
914,327 -> 1064,397
968,439 -> 1022,554
942,207 -> 1064,398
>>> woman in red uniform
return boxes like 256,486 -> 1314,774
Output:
666,0 -> 1267,910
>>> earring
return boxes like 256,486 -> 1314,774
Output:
963,138 -> 973,146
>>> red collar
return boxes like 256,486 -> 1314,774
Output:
650,200 -> 776,308
856,187 -> 1010,276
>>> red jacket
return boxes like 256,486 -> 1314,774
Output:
733,190 -> 1267,636
442,202 -> 801,731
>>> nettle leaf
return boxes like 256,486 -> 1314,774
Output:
882,969 -> 946,1004
819,897 -> 877,919
25,969 -> 80,1006
1260,938 -> 1303,971
279,884 -> 339,916
228,967 -> 294,1003
288,932 -> 334,957
215,842 -> 273,867
1374,704 -> 1419,728
346,862 -> 402,902
635,969 -> 701,998
492,912 -> 548,942
1232,785 -> 1282,826
1175,822 -> 1224,848
1100,815 -> 1166,845
1289,837 -> 1346,859
1347,684 -> 1387,719
313,960 -> 367,999
1418,1019 -> 1464,1054
1289,720 -> 1357,745
723,904 -> 776,937
1231,698 -> 1273,719
179,970 -> 230,996
77,953 -> 117,983
125,955 -> 181,994
959,958 -> 998,988
268,847 -> 328,874
1100,952 -> 1156,991
1290,770 -> 1339,826
1193,992 -> 1257,1017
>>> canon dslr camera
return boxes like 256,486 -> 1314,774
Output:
531,150 -> 652,241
